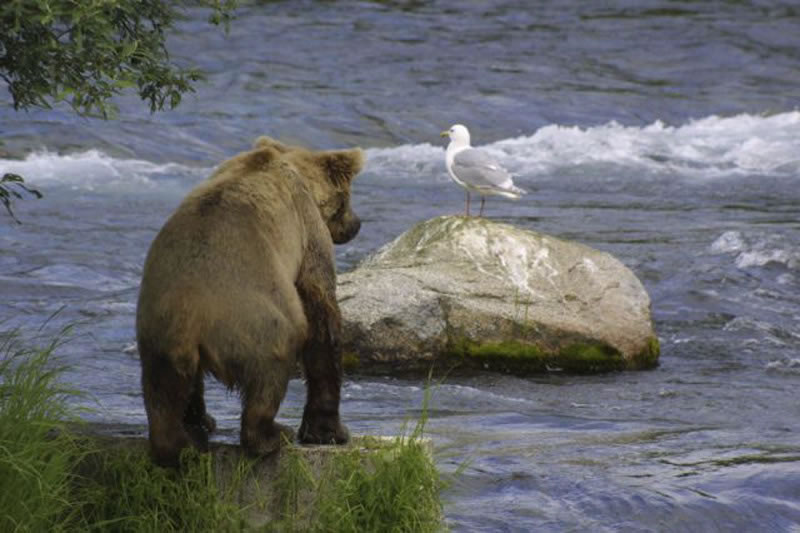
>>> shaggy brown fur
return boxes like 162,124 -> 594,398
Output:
136,136 -> 363,467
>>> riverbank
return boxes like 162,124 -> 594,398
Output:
0,332 -> 443,532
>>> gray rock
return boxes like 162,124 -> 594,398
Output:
338,216 -> 659,375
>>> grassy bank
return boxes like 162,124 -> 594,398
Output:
0,327 -> 84,531
0,330 -> 444,532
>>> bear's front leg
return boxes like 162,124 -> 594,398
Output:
296,274 -> 349,446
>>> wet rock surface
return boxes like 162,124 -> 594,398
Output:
338,216 -> 659,374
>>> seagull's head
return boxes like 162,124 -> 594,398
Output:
440,124 -> 471,147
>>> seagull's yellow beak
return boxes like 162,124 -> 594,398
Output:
440,130 -> 449,138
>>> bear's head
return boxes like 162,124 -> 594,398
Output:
254,136 -> 363,244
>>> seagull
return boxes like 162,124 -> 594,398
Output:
441,124 -> 526,217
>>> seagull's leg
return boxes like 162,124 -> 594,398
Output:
465,191 -> 471,217
479,196 -> 485,217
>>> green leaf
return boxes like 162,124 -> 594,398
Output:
120,39 -> 138,59
1,173 -> 43,224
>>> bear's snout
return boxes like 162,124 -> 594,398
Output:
333,213 -> 361,244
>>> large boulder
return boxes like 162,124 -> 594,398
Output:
338,216 -> 659,375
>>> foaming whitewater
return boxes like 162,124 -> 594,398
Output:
364,111 -> 800,182
495,111 -> 800,178
0,149 -> 209,192
3,112 -> 797,194
363,142 -> 445,181
711,230 -> 800,271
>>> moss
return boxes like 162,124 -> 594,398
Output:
341,351 -> 360,372
445,337 -> 625,374
556,343 -> 625,373
630,336 -> 660,370
446,337 -> 549,373
647,336 -> 661,364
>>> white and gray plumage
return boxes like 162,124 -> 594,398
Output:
441,124 -> 526,217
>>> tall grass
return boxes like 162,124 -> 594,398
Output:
70,447 -> 252,532
313,433 -> 442,532
0,328 -> 256,531
273,387 -> 443,532
0,326 -> 83,532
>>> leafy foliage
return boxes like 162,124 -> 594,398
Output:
0,0 -> 236,118
1,172 -> 42,223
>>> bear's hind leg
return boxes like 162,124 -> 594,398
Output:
240,371 -> 294,456
141,353 -> 199,467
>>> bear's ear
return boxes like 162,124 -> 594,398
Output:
253,135 -> 290,153
315,148 -> 365,186
240,145 -> 279,173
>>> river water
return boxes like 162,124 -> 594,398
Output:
2,1 -> 799,530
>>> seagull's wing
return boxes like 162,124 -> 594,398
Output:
452,148 -> 517,192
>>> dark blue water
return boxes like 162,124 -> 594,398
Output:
2,1 -> 800,530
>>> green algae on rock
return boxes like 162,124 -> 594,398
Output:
446,337 -> 627,374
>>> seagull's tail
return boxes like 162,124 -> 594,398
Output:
509,184 -> 527,197
495,185 -> 526,199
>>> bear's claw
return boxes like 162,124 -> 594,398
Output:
241,422 -> 295,457
298,413 -> 349,445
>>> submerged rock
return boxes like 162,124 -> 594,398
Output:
338,216 -> 659,375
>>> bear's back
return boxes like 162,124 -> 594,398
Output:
137,147 -> 314,348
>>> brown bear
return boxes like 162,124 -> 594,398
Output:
136,135 -> 363,467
